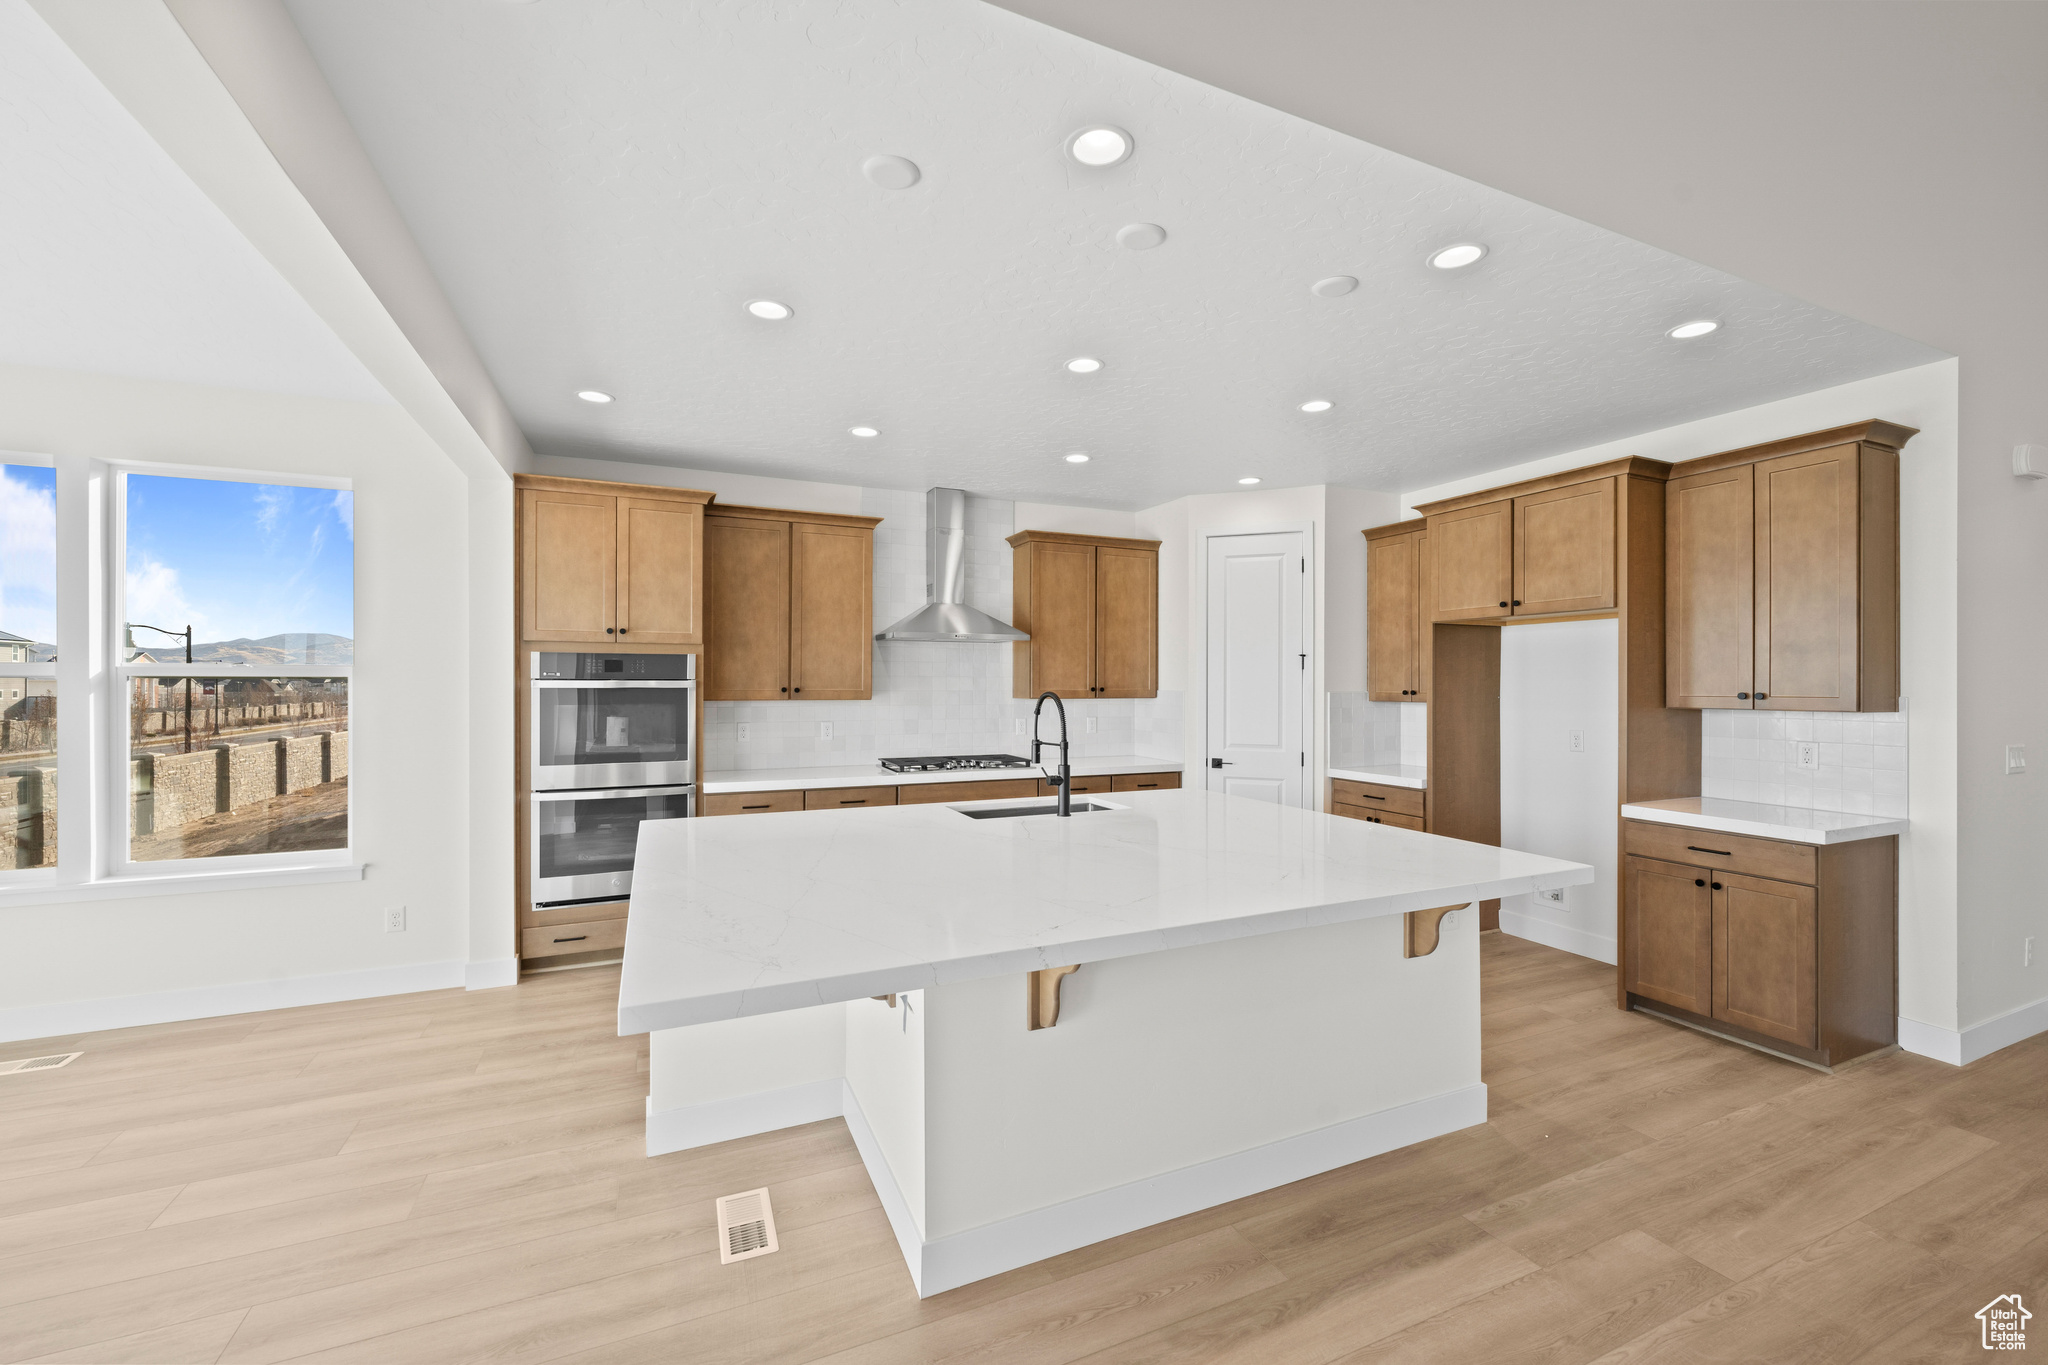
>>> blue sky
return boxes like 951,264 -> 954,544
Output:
0,464 -> 56,646
125,474 -> 354,645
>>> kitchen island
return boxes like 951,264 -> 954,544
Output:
620,788 -> 1590,1295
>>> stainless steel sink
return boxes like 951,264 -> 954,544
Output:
955,802 -> 1113,819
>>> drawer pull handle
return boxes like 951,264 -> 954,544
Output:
1687,846 -> 1732,856
840,799 -> 865,805
1136,783 -> 1157,788
1356,793 -> 1387,801
553,935 -> 587,944
742,804 -> 770,810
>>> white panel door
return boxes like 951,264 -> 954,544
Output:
1206,531 -> 1307,805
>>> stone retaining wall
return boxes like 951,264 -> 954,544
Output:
1,767 -> 55,870
130,730 -> 349,838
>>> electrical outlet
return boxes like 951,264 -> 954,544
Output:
1015,717 -> 1026,736
1085,716 -> 1097,735
2007,744 -> 2027,775
1796,741 -> 1820,771
1537,886 -> 1565,906
384,905 -> 406,933
819,721 -> 833,741
1567,730 -> 1584,753
737,723 -> 750,742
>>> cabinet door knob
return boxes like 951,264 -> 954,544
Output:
1736,691 -> 1749,699
1512,600 -> 1521,606
618,628 -> 627,634
780,686 -> 788,693
1755,692 -> 1767,700
1498,601 -> 1508,608
1695,878 -> 1706,887
793,687 -> 801,694
606,627 -> 615,635
1711,881 -> 1723,890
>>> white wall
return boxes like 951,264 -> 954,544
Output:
1402,360 -> 1960,1041
1498,620 -> 1620,964
0,362 -> 497,1038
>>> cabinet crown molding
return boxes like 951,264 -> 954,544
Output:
1361,519 -> 1425,542
514,473 -> 715,503
1412,456 -> 1671,517
706,502 -> 884,529
1007,529 -> 1162,551
1664,420 -> 1920,480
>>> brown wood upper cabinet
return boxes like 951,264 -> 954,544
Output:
1363,524 -> 1425,701
1008,531 -> 1160,699
1424,478 -> 1614,622
703,505 -> 882,701
518,476 -> 709,645
1665,429 -> 1904,712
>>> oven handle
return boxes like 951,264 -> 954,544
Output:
530,785 -> 697,802
531,680 -> 697,691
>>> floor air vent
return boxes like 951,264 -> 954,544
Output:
0,1052 -> 81,1075
715,1187 -> 779,1264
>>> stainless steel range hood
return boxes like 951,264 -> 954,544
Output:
875,488 -> 1029,643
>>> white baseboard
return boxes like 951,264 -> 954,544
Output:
0,959 -> 467,1046
645,1078 -> 845,1156
465,957 -> 520,991
643,1078 -> 1487,1298
1900,993 -> 2048,1067
1498,908 -> 1618,966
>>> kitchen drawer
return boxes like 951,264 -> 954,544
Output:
1330,779 -> 1425,819
702,790 -> 805,817
1623,819 -> 1815,885
897,778 -> 1039,805
1111,771 -> 1180,792
804,785 -> 899,810
1335,803 -> 1425,830
522,917 -> 629,959
1041,774 -> 1112,796
527,900 -> 626,928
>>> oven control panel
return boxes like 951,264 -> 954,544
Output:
533,652 -> 696,681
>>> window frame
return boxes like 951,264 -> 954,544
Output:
0,453 -> 362,900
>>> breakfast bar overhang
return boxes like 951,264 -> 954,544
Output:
619,788 -> 1591,1295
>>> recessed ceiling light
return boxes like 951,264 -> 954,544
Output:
1065,453 -> 1091,463
1238,477 -> 1262,486
848,426 -> 879,438
1299,400 -> 1333,413
1428,243 -> 1488,270
1066,356 -> 1103,374
1311,276 -> 1358,298
1668,319 -> 1720,339
861,155 -> 920,190
577,390 -> 612,404
1116,222 -> 1167,251
746,299 -> 794,320
1066,125 -> 1133,167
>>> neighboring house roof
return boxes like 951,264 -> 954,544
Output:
0,629 -> 28,642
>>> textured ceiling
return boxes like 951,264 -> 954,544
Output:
0,0 -> 386,404
284,0 -> 1942,506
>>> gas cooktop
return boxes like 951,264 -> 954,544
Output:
878,753 -> 1035,773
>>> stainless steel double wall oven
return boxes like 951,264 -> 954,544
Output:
529,652 -> 694,907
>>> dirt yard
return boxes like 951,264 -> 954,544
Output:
129,777 -> 348,861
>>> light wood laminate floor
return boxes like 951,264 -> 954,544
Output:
3,933 -> 2042,1363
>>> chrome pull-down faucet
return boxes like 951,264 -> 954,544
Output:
1030,691 -> 1073,817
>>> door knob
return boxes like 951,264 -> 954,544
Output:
1695,878 -> 1705,887
1737,692 -> 1749,700
1210,758 -> 1234,768
1755,692 -> 1767,700
1498,601 -> 1508,608
1711,882 -> 1723,890
1512,600 -> 1521,607
606,627 -> 615,635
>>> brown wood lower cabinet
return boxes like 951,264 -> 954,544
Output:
1112,772 -> 1180,792
803,785 -> 898,810
897,778 -> 1039,805
703,771 -> 1184,815
1623,820 -> 1894,1068
1334,805 -> 1425,830
1329,779 -> 1426,819
702,789 -> 805,816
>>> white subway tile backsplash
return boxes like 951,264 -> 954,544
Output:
1702,706 -> 1907,819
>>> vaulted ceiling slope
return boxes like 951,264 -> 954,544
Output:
283,0 -> 1940,508
0,0 -> 385,403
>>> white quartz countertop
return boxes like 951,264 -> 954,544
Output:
1621,796 -> 1908,845
701,754 -> 1183,794
1328,764 -> 1427,790
618,788 -> 1592,1033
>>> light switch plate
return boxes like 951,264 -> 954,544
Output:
1086,716 -> 1097,734
1796,741 -> 1820,771
2007,744 -> 2027,775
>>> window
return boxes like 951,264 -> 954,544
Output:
1,462 -> 57,873
0,457 -> 355,894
